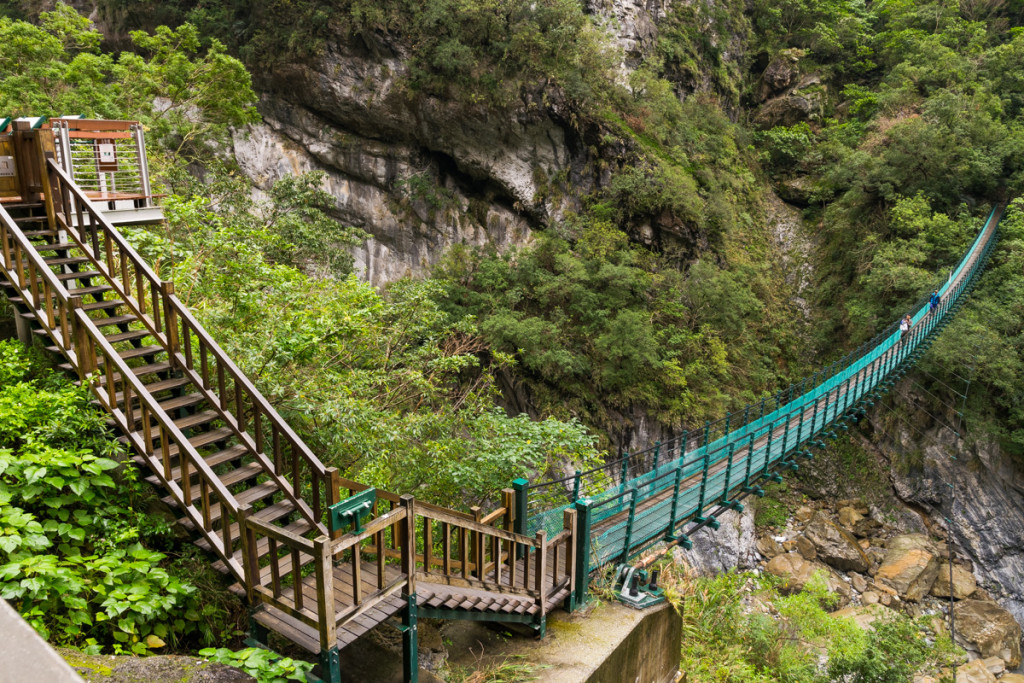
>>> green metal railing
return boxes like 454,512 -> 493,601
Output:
520,205 -> 1002,592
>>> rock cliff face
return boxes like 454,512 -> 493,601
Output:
880,417 -> 1024,632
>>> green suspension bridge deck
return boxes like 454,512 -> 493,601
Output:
0,118 -> 1003,682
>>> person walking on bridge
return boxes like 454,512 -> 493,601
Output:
899,314 -> 912,346
929,289 -> 941,314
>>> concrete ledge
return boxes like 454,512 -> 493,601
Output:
0,598 -> 84,682
443,601 -> 682,683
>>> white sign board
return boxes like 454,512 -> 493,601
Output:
98,144 -> 116,164
0,156 -> 14,178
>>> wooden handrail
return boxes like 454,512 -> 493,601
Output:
74,308 -> 245,579
0,204 -> 76,359
48,158 -> 333,530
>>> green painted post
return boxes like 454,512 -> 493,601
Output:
621,486 -> 639,563
574,499 -> 594,605
652,441 -> 661,471
665,465 -> 684,541
721,442 -> 736,504
695,449 -> 711,522
811,395 -> 821,436
571,470 -> 582,501
776,416 -> 789,473
741,433 -> 756,491
619,452 -> 630,492
401,594 -> 418,683
724,412 -> 732,436
759,397 -> 766,419
795,403 -> 807,450
320,647 -> 341,683
680,430 -> 689,459
702,421 -> 711,448
512,478 -> 529,539
741,405 -> 749,427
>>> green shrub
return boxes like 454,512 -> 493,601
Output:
199,647 -> 314,683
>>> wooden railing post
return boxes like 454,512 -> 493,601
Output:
573,499 -> 593,607
161,281 -> 179,355
327,467 -> 342,540
238,505 -> 257,603
68,299 -> 89,380
471,506 -> 483,579
399,495 -> 416,594
534,529 -> 548,637
313,535 -> 337,654
500,488 -> 515,534
563,508 -> 578,611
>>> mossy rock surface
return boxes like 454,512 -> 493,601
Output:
58,649 -> 255,683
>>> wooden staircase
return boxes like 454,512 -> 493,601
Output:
0,126 -> 578,683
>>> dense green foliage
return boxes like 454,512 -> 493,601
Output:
0,341 -> 241,654
0,3 -> 257,155
673,570 -> 960,682
199,647 -> 314,682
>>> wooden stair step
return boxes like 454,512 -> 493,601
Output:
144,444 -> 248,484
92,314 -> 138,328
33,242 -> 78,252
104,328 -> 150,344
67,284 -> 113,297
76,359 -> 174,383
43,255 -> 91,267
14,215 -> 49,224
82,298 -> 125,311
55,270 -> 102,282
109,376 -> 191,402
172,461 -> 263,502
20,229 -> 58,237
156,392 -> 206,413
221,518 -> 315,584
167,480 -> 279,530
128,424 -> 232,450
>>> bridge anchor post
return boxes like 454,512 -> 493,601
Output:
400,593 -> 418,683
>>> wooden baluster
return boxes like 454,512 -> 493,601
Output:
182,320 -> 193,367
291,448 -> 300,497
222,506 -> 233,553
254,405 -> 264,454
181,454 -> 192,507
269,538 -> 281,597
523,540 -> 531,589
471,506 -> 482,579
13,242 -> 24,289
27,256 -> 39,305
68,299 -> 87,379
377,527 -> 386,589
292,548 -> 303,611
492,534 -> 501,585
43,281 -> 54,329
200,478 -> 211,531
200,345 -> 209,388
442,522 -> 451,576
160,424 -> 171,478
273,428 -> 283,476
424,518 -> 433,575
162,283 -> 179,355
217,362 -> 226,403
123,380 -> 134,432
235,385 -> 245,431
535,531 -> 548,616
59,302 -> 70,349
459,527 -> 469,581
119,246 -> 129,295
508,538 -> 516,589
104,351 -> 116,407
352,543 -> 362,605
150,280 -> 160,331
239,507 -> 257,602
564,509 -> 577,599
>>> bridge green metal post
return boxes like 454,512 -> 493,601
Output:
621,485 -> 638,564
401,594 -> 418,683
666,465 -> 684,540
694,449 -> 711,523
720,442 -> 736,505
652,441 -> 661,471
774,416 -> 789,474
573,499 -> 594,608
571,470 -> 582,501
741,433 -> 756,493
620,452 -> 630,491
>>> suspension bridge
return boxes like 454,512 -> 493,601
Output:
0,117 -> 1002,682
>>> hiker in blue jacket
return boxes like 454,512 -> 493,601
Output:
929,290 -> 941,314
